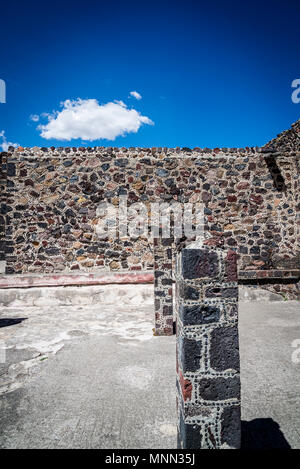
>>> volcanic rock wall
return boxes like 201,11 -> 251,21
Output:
0,120 -> 299,298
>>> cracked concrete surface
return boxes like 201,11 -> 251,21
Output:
0,284 -> 299,448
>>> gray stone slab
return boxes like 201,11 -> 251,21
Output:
0,290 -> 299,448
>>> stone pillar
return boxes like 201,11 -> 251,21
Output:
153,237 -> 174,336
176,243 -> 241,449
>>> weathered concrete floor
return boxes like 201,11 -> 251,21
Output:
0,287 -> 299,449
240,300 -> 300,449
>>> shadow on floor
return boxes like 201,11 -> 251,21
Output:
0,318 -> 27,328
242,418 -> 291,449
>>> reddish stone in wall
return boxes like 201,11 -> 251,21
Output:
236,181 -> 250,190
203,234 -> 224,248
250,194 -> 263,205
225,250 -> 238,281
179,371 -> 193,401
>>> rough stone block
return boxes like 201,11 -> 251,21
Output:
179,371 -> 193,401
178,336 -> 202,372
179,304 -> 221,325
210,326 -> 240,372
198,376 -> 240,401
221,406 -> 241,449
181,249 -> 220,279
178,282 -> 200,301
205,286 -> 238,298
178,408 -> 202,449
225,249 -> 238,281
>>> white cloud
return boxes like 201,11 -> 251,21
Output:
0,130 -> 19,151
30,114 -> 40,122
114,100 -> 126,107
38,98 -> 153,141
129,91 -> 142,100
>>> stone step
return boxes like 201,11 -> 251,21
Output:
0,283 -> 283,309
0,284 -> 154,308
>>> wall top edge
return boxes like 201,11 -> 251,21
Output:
0,147 -> 296,160
1,120 -> 298,158
1,146 -> 260,153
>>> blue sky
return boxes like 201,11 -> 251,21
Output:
0,0 -> 300,149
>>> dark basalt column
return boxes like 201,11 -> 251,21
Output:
176,243 -> 241,449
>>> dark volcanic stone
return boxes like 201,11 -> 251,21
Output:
198,376 -> 240,401
178,337 -> 202,372
181,249 -> 219,279
179,304 -> 221,326
205,287 -> 238,298
221,406 -> 241,448
210,325 -> 240,372
178,283 -> 200,301
178,408 -> 202,449
65,209 -> 75,218
45,247 -> 60,256
7,163 -> 16,177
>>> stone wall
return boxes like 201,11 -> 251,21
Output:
0,152 -> 7,271
0,120 -> 299,297
176,244 -> 241,449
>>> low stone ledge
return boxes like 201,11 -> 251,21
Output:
0,271 -> 154,289
1,269 -> 298,290
239,270 -> 300,280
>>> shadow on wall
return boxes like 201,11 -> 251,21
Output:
0,318 -> 27,328
264,156 -> 287,193
241,418 -> 291,449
